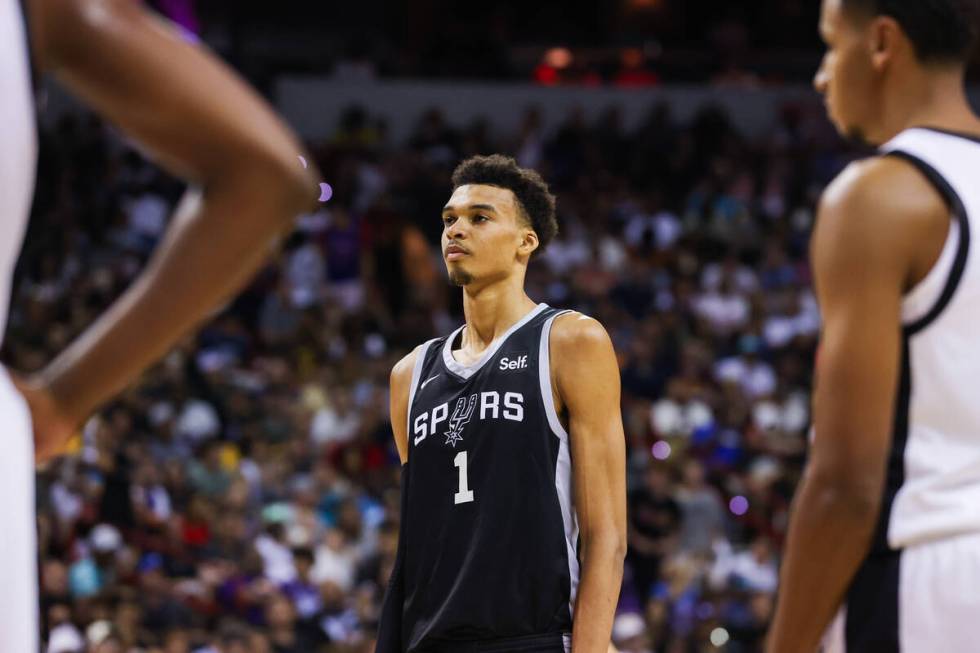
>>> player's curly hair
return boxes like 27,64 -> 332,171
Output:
842,0 -> 979,63
451,154 -> 558,255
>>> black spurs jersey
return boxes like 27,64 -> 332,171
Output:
401,303 -> 579,652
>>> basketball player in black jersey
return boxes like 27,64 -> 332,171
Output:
768,1 -> 980,651
377,155 -> 627,653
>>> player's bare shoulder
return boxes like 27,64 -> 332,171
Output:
391,345 -> 423,395
390,344 -> 425,463
390,344 -> 426,412
550,312 -> 613,356
549,312 -> 618,397
823,155 -> 948,229
817,155 -> 951,291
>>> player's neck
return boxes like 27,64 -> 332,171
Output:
460,279 -> 537,351
881,68 -> 980,142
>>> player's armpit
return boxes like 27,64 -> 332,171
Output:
551,314 -> 627,653
390,346 -> 422,465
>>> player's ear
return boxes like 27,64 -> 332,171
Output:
519,229 -> 539,258
869,15 -> 900,71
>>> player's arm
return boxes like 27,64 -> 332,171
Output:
17,0 -> 318,460
374,346 -> 422,653
552,314 -> 627,653
389,347 -> 421,464
767,158 -> 948,652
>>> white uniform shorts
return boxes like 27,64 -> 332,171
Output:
0,367 -> 37,653
823,532 -> 980,652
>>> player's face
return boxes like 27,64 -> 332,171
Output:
441,184 -> 537,287
814,0 -> 879,143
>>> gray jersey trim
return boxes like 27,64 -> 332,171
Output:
405,339 -> 436,439
441,303 -> 549,380
538,309 -> 580,622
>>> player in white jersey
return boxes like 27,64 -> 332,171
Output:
768,0 -> 980,651
1,0 -> 319,650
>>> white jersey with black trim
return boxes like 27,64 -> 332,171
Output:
0,0 -> 37,349
877,127 -> 980,550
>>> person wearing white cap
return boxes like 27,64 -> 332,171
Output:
89,523 -> 122,555
86,620 -> 124,653
46,622 -> 84,653
611,613 -> 650,653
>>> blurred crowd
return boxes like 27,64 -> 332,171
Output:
169,0 -> 826,85
3,95 -> 863,653
179,1 -> 980,86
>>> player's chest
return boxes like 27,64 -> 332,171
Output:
410,380 -> 534,451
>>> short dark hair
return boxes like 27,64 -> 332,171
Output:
843,0 -> 979,63
451,154 -> 558,254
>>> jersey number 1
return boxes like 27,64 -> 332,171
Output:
454,450 -> 475,504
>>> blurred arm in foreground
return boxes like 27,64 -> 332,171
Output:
18,0 -> 319,462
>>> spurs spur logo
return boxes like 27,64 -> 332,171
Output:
445,394 -> 478,447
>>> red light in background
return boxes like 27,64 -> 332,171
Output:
534,64 -> 560,85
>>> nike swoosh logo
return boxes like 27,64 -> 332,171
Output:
419,374 -> 440,390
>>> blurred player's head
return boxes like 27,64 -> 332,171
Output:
443,155 -> 557,288
814,0 -> 979,144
